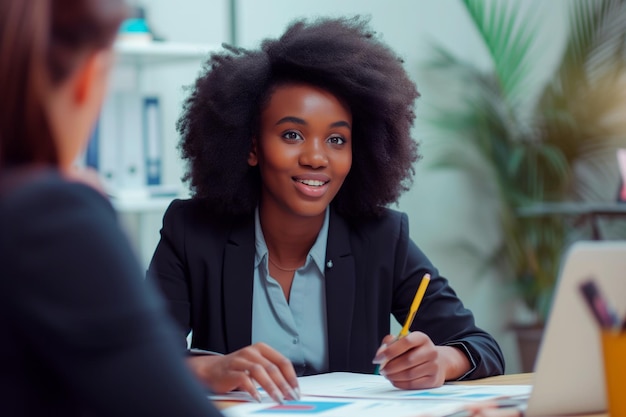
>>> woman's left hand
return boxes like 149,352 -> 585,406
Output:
372,331 -> 470,390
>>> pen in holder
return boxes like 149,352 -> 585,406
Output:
601,330 -> 626,416
579,278 -> 626,415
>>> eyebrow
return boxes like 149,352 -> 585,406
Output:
275,116 -> 351,129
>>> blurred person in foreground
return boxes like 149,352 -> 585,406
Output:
0,1 -> 224,416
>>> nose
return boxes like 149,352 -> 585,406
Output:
299,138 -> 328,168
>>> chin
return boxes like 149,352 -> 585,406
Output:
289,201 -> 331,218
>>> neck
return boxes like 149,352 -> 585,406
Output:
259,204 -> 324,266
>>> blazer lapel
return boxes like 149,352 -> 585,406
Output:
325,209 -> 356,370
223,216 -> 256,352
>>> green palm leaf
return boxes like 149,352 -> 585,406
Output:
462,0 -> 540,105
424,0 -> 626,320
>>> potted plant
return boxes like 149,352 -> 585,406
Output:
422,0 -> 626,371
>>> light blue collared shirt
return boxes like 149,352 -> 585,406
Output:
251,208 -> 329,375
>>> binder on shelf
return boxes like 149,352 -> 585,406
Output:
73,97 -> 118,193
115,91 -> 145,190
97,96 -> 120,191
77,93 -> 177,202
142,96 -> 162,186
84,122 -> 99,170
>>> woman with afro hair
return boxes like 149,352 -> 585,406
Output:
146,16 -> 504,402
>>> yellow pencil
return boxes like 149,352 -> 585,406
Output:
373,273 -> 431,374
399,273 -> 431,338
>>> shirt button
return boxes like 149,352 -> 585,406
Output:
293,338 -> 298,344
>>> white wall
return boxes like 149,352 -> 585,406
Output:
125,0 -> 571,374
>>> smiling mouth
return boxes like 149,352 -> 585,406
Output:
295,179 -> 328,187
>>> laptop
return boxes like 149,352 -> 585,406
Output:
525,241 -> 626,416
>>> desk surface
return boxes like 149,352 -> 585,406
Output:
450,372 -> 533,385
517,202 -> 626,217
216,373 -> 606,417
516,201 -> 626,240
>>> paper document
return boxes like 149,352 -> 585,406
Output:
220,396 -> 462,417
211,372 -> 531,417
297,372 -> 531,401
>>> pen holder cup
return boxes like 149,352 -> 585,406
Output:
601,330 -> 626,416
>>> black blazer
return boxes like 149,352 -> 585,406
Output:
1,171 -> 221,417
148,199 -> 505,379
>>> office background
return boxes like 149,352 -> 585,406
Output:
117,0 -> 572,374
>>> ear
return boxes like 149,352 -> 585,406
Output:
72,52 -> 104,105
247,137 -> 259,166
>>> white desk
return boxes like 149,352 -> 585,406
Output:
215,373 -> 607,417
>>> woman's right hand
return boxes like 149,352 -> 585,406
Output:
186,342 -> 300,403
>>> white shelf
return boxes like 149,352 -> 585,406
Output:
114,40 -> 218,66
112,196 -> 178,213
109,185 -> 188,213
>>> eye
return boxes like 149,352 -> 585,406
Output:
327,136 -> 346,145
282,131 -> 303,141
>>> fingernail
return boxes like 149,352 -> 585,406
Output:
294,387 -> 301,400
272,390 -> 285,404
372,353 -> 387,364
253,390 -> 263,403
285,385 -> 299,401
373,343 -> 388,364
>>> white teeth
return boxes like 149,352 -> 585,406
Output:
299,179 -> 325,186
